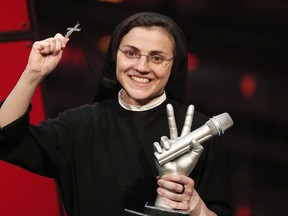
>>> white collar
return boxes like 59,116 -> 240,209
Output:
118,89 -> 166,111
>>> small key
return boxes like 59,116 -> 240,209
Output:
65,21 -> 81,38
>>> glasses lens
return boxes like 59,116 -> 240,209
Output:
149,55 -> 165,64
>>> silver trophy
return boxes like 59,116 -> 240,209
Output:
124,104 -> 234,216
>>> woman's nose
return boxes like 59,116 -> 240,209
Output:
133,56 -> 151,72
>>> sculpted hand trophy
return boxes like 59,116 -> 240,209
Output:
124,104 -> 204,216
124,104 -> 233,216
146,104 -> 202,216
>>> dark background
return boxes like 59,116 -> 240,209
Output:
33,0 -> 288,215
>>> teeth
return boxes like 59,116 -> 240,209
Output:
131,76 -> 150,83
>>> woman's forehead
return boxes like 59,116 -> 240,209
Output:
120,26 -> 175,53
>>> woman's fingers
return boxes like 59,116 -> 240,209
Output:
157,174 -> 194,210
36,34 -> 68,56
158,196 -> 190,211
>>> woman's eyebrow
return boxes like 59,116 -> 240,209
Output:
121,45 -> 139,51
149,50 -> 168,56
121,45 -> 169,55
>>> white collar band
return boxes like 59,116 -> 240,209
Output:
118,89 -> 166,111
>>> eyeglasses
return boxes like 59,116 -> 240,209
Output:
118,47 -> 174,66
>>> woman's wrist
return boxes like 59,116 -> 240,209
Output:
189,190 -> 217,216
22,68 -> 45,85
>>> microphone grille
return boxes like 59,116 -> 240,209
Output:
206,112 -> 234,136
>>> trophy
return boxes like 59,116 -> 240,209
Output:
124,104 -> 233,216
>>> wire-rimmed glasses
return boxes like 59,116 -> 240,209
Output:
118,47 -> 174,67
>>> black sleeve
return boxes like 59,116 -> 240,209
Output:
0,103 -> 71,178
0,104 -> 31,148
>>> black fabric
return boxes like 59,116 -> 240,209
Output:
95,12 -> 188,103
0,98 -> 234,216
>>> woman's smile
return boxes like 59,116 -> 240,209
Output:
130,75 -> 151,84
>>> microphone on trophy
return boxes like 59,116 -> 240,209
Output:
124,104 -> 234,216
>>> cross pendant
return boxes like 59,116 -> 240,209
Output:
65,21 -> 81,38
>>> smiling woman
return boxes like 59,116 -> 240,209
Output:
0,12 -> 234,216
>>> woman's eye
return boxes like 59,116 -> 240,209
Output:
151,55 -> 164,63
125,51 -> 137,57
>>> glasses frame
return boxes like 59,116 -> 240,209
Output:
118,47 -> 174,66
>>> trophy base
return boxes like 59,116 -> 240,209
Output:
123,202 -> 190,216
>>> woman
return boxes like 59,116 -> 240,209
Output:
0,12 -> 234,216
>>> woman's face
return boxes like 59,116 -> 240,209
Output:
116,26 -> 175,106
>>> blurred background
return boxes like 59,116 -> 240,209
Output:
1,0 -> 288,215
